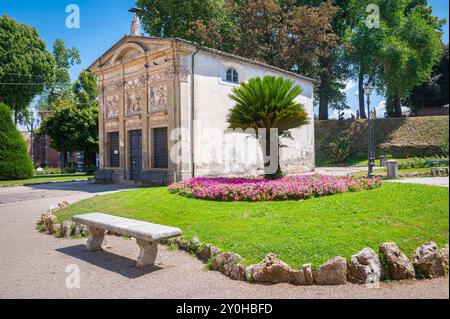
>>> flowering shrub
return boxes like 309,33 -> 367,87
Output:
168,175 -> 382,202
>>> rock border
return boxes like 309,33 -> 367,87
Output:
161,237 -> 449,286
40,204 -> 449,286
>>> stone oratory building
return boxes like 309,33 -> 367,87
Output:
89,9 -> 315,184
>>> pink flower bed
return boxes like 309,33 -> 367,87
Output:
168,175 -> 382,201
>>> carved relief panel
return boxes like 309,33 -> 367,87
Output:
149,85 -> 168,113
103,81 -> 121,119
125,75 -> 146,116
105,95 -> 119,118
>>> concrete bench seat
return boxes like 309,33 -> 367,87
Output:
72,213 -> 182,268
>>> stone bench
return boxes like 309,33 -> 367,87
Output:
72,213 -> 182,268
94,169 -> 114,184
140,171 -> 167,186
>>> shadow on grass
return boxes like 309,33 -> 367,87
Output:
56,244 -> 161,279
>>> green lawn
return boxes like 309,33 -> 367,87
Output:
0,174 -> 93,187
351,167 -> 433,178
56,183 -> 449,268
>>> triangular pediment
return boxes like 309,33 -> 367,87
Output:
88,36 -> 174,72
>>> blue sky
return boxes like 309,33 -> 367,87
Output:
1,0 -> 449,120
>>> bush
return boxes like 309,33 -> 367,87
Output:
36,167 -> 63,175
63,163 -> 77,174
398,157 -> 449,170
85,164 -> 97,174
329,137 -> 351,163
0,103 -> 34,180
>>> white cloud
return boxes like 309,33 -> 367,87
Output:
374,100 -> 386,118
342,80 -> 356,93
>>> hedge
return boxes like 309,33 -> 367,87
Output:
0,103 -> 34,180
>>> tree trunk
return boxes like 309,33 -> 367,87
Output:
262,134 -> 282,180
318,96 -> 328,120
393,95 -> 402,117
358,72 -> 367,119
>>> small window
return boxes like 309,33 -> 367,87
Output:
226,68 -> 239,83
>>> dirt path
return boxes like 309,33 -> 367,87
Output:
0,181 -> 447,299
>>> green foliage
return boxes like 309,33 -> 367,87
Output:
397,157 -> 449,170
0,15 -> 55,123
227,76 -> 309,178
329,137 -> 351,163
0,103 -> 34,180
347,0 -> 444,117
38,71 -> 99,153
137,0 -> 225,43
227,76 -> 309,134
36,39 -> 81,111
404,44 -> 449,112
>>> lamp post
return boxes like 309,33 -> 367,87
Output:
364,82 -> 375,179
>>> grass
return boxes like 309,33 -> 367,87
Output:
316,158 -> 419,167
55,183 -> 449,268
350,167 -> 434,178
0,173 -> 93,187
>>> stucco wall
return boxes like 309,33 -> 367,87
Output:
191,51 -> 315,177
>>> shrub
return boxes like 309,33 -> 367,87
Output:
36,167 -> 63,175
63,163 -> 77,174
169,175 -> 382,202
85,164 -> 97,174
329,137 -> 351,163
398,157 -> 449,170
0,103 -> 34,180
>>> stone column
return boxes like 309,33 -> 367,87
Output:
386,160 -> 398,179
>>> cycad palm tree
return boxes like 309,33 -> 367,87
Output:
227,75 -> 310,179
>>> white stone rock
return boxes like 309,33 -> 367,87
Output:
348,248 -> 384,284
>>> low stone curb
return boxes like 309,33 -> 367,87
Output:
39,204 -> 449,286
161,237 -> 449,286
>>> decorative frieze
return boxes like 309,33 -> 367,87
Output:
125,75 -> 146,90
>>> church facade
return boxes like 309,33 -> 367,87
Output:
89,35 -> 315,184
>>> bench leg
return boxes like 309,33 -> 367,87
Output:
86,227 -> 106,251
136,239 -> 159,268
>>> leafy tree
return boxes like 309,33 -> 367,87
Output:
0,15 -> 54,124
227,76 -> 310,179
347,0 -> 443,117
137,0 -> 226,43
404,44 -> 449,112
36,39 -> 80,111
38,71 -> 99,155
0,103 -> 34,180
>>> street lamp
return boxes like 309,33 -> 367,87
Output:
364,82 -> 375,179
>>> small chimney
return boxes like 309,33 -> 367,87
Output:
128,7 -> 143,36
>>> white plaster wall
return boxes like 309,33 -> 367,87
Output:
191,51 -> 315,177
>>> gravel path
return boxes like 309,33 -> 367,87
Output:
0,181 -> 448,299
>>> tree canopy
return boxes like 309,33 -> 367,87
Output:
0,15 -> 55,124
228,75 -> 309,178
38,71 -> 99,154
